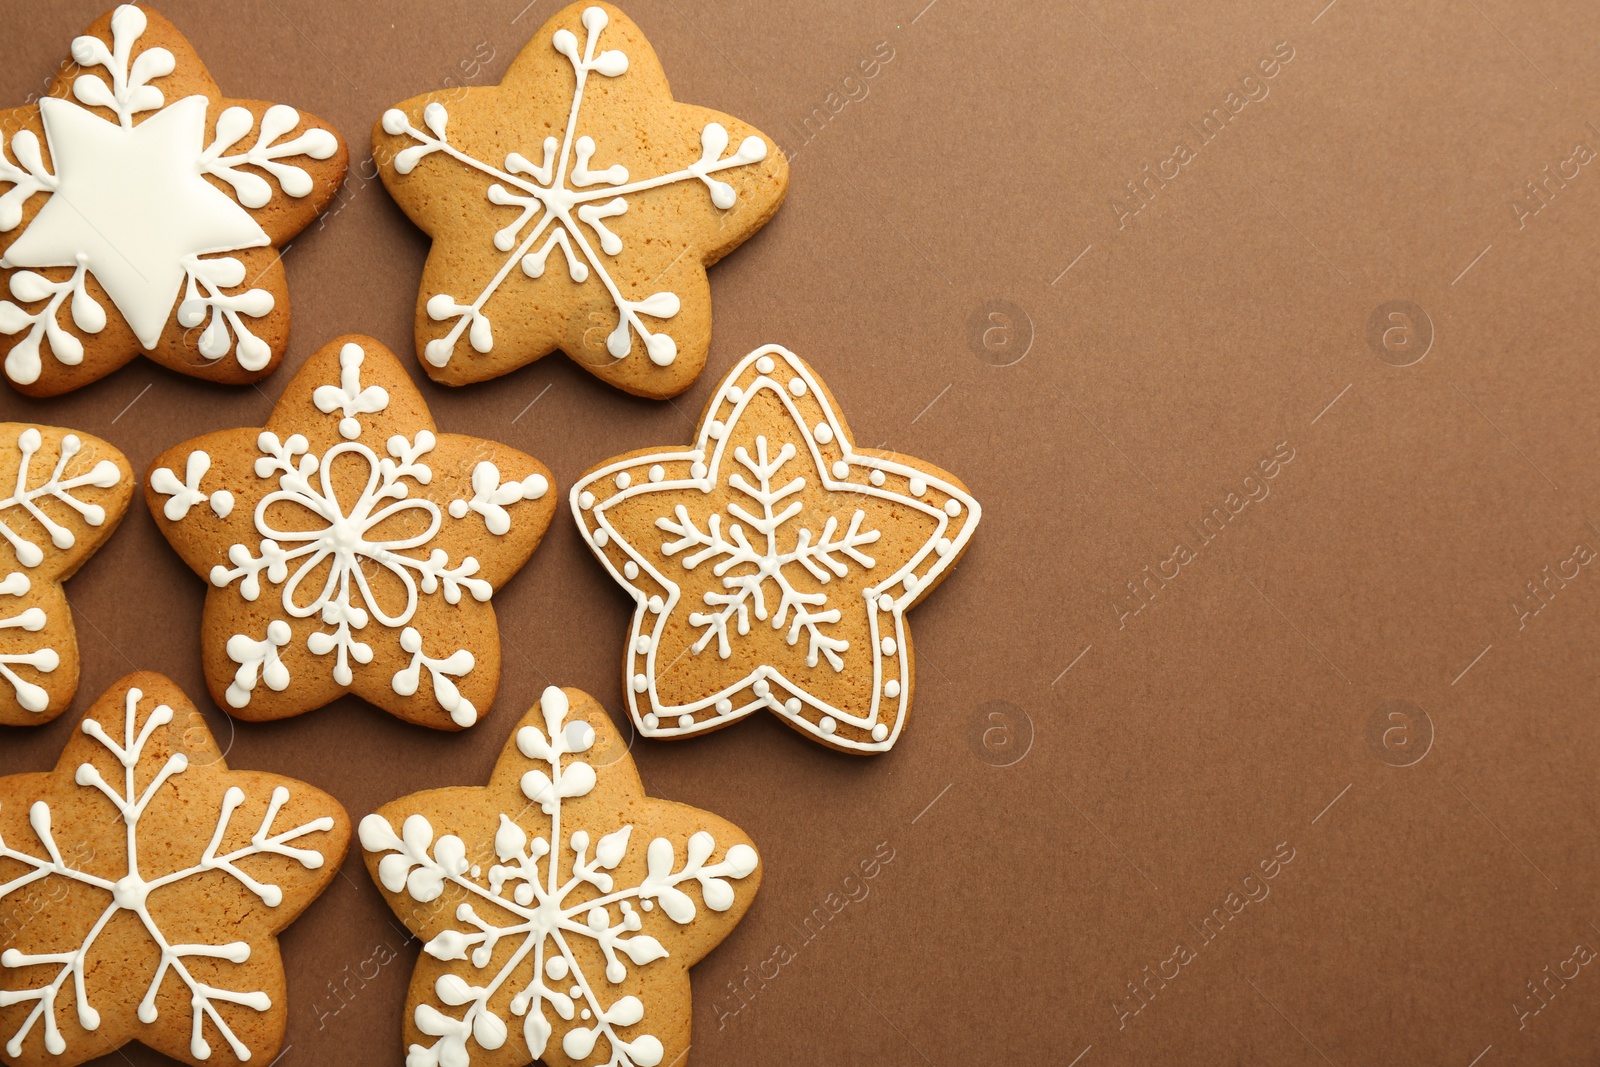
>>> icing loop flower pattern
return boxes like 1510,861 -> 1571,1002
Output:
0,423 -> 130,726
374,1 -> 787,398
0,4 -> 346,395
146,335 -> 557,730
571,345 -> 982,753
0,673 -> 349,1067
361,686 -> 760,1067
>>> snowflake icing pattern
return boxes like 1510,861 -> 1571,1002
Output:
360,687 -> 758,1067
0,425 -> 124,716
660,435 -> 880,670
0,683 -> 338,1062
149,339 -> 553,728
0,4 -> 340,388
379,4 -> 769,372
571,346 -> 984,753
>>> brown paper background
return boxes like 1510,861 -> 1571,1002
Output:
4,1 -> 1600,1064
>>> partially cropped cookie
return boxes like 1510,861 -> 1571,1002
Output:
145,334 -> 557,729
0,4 -> 348,396
360,685 -> 760,1067
374,2 -> 788,397
570,345 -> 982,753
0,422 -> 132,725
0,672 -> 350,1067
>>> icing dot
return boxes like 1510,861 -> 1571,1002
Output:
831,461 -> 849,479
470,866 -> 481,878
690,462 -> 707,479
642,900 -> 653,912
820,717 -> 836,734
648,595 -> 664,613
632,674 -> 648,693
340,416 -> 360,440
623,561 -> 639,580
678,714 -> 694,729
756,355 -> 775,374
815,423 -> 834,444
903,576 -> 920,596
634,635 -> 651,654
728,386 -> 744,403
884,680 -> 902,699
546,956 -> 569,980
871,724 -> 889,742
570,986 -> 582,998
753,679 -> 770,698
581,1010 -> 592,1021
643,713 -> 660,729
869,470 -> 886,486
789,378 -> 807,396
708,420 -> 726,439
578,491 -> 595,509
381,108 -> 409,135
209,490 -> 234,519
877,594 -> 894,611
649,464 -> 665,482
945,499 -> 962,516
615,472 -> 631,490
909,477 -> 927,496
881,638 -> 897,655
716,698 -> 733,714
784,698 -> 801,715
448,500 -> 469,519
935,538 -> 953,557
593,528 -> 609,548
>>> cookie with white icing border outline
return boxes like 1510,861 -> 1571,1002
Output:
0,671 -> 351,1067
145,334 -> 557,730
359,685 -> 760,1067
374,1 -> 788,398
0,4 -> 348,396
570,344 -> 982,754
0,422 -> 132,726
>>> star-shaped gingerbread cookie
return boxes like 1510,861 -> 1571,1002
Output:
0,4 -> 348,396
570,345 -> 982,753
0,672 -> 350,1067
0,422 -> 132,726
374,1 -> 788,398
145,334 -> 557,730
360,685 -> 760,1067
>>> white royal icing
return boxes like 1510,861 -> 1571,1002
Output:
0,686 -> 334,1060
380,5 -> 768,371
151,341 -> 546,726
569,345 -> 982,753
360,686 -> 757,1067
0,427 -> 122,713
0,572 -> 52,713
0,4 -> 337,384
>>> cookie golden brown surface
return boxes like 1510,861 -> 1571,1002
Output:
360,685 -> 760,1067
0,3 -> 348,396
0,423 -> 132,726
570,345 -> 982,754
0,672 -> 350,1067
374,1 -> 788,398
145,334 -> 557,730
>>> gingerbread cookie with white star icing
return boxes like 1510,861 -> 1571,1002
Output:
0,672 -> 350,1067
0,422 -> 132,726
0,4 -> 348,396
570,344 -> 982,754
374,1 -> 788,398
145,334 -> 556,730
